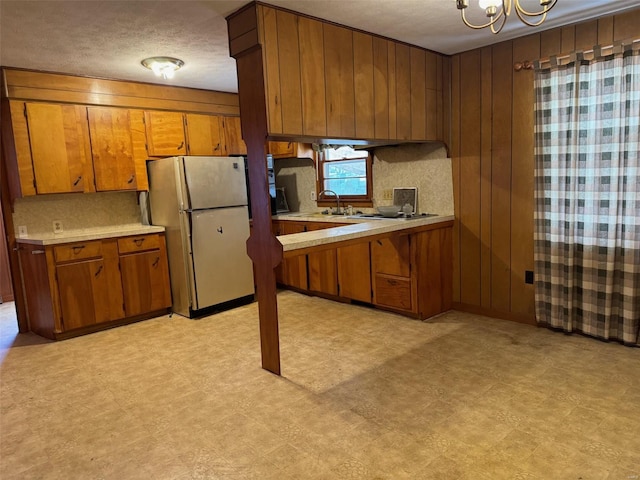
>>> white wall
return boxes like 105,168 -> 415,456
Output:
274,143 -> 454,215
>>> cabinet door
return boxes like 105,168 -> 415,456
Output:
267,141 -> 295,159
144,111 -> 187,156
185,113 -> 225,156
120,250 -> 171,317
222,116 -> 247,155
306,222 -> 337,295
87,107 -> 137,191
56,258 -> 111,330
278,221 -> 307,290
371,234 -> 411,277
25,102 -> 91,194
337,242 -> 371,302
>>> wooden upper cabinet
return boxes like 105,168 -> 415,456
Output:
267,141 -> 295,158
87,106 -> 137,191
229,4 -> 446,144
298,16 -> 327,137
24,102 -> 93,194
353,32 -> 375,139
221,116 -> 247,155
144,111 -> 187,156
185,113 -> 225,156
324,24 -> 355,138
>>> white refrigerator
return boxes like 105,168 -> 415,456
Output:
147,156 -> 254,317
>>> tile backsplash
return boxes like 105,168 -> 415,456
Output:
12,191 -> 142,236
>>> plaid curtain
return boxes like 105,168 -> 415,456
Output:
534,48 -> 640,346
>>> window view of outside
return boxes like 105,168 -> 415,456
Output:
322,147 -> 368,196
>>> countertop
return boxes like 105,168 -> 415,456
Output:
16,224 -> 166,246
273,212 -> 454,252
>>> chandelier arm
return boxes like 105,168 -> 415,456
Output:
515,8 -> 548,27
490,11 -> 508,34
460,7 -> 505,30
514,0 -> 557,17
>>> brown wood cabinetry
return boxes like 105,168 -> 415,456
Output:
222,116 -> 247,155
143,111 -> 187,156
337,243 -> 371,302
274,219 -> 453,319
54,239 -> 124,330
228,4 -> 447,144
17,233 -> 171,340
273,220 -> 308,289
87,106 -> 138,191
118,234 -> 171,317
184,113 -> 226,156
371,234 -> 415,313
22,102 -> 93,194
306,222 -> 338,296
267,141 -> 314,159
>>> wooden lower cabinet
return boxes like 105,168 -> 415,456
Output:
274,219 -> 453,320
119,237 -> 171,317
18,233 -> 171,339
273,220 -> 308,289
55,239 -> 124,330
371,234 -> 416,313
337,243 -> 371,302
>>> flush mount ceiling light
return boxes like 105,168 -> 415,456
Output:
455,0 -> 557,34
141,56 -> 184,80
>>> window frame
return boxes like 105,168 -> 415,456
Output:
316,151 -> 373,208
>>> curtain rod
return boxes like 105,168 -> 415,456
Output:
514,37 -> 640,72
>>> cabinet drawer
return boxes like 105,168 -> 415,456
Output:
117,234 -> 161,254
374,274 -> 412,311
54,241 -> 103,263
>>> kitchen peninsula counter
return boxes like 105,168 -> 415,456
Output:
15,224 -> 165,246
272,213 -> 454,256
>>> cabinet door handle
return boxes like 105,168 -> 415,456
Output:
72,246 -> 85,254
152,257 -> 160,268
94,265 -> 103,277
214,143 -> 220,151
73,176 -> 82,186
31,249 -> 45,255
127,175 -> 135,184
134,238 -> 145,246
177,141 -> 184,150
388,279 -> 398,286
377,240 -> 383,246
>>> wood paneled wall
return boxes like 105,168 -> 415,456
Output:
450,8 -> 640,324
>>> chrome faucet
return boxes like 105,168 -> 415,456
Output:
318,189 -> 341,215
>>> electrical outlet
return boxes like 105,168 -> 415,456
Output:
53,220 -> 63,234
383,189 -> 393,200
18,225 -> 28,237
310,190 -> 317,201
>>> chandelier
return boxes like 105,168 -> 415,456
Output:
456,0 -> 557,34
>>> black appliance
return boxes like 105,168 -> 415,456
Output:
241,154 -> 276,219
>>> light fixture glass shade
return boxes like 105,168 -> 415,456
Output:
478,0 -> 500,10
141,56 -> 184,80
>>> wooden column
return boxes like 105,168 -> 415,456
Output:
0,103 -> 28,331
228,5 -> 283,374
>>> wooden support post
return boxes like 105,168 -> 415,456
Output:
234,47 -> 283,375
0,100 -> 29,332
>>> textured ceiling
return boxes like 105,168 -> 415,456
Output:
1,0 -> 638,93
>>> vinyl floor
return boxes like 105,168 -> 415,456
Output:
1,291 -> 639,479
